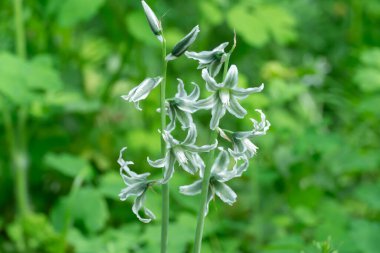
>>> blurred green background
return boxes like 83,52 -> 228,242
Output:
1,0 -> 380,252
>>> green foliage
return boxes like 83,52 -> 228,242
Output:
227,3 -> 297,47
1,0 -> 380,252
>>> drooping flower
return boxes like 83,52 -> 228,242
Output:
165,79 -> 200,131
166,25 -> 200,61
197,65 -> 264,130
121,77 -> 162,110
219,110 -> 270,160
179,148 -> 248,215
118,147 -> 156,223
148,124 -> 217,183
141,0 -> 163,42
185,42 -> 229,77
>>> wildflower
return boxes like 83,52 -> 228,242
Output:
180,148 -> 248,215
148,124 -> 217,183
166,25 -> 200,61
118,147 -> 156,223
219,110 -> 270,160
141,0 -> 163,42
166,79 -> 200,131
185,42 -> 229,77
197,65 -> 264,129
121,77 -> 162,110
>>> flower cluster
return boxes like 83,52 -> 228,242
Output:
117,0 -> 270,223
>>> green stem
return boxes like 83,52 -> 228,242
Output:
60,170 -> 86,253
13,0 -> 26,59
192,130 -> 217,253
12,0 -> 30,217
193,36 -> 237,253
160,37 -> 169,253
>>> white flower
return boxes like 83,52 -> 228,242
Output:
179,148 -> 248,216
118,147 -> 156,223
165,79 -> 200,131
148,124 -> 217,183
197,66 -> 264,129
185,42 -> 229,77
121,77 -> 162,110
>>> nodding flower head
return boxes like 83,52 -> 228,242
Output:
148,124 -> 217,183
197,65 -> 264,130
185,42 -> 229,77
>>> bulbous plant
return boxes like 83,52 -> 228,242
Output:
117,1 -> 270,252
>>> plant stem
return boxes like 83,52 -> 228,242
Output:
193,36 -> 237,253
160,37 -> 169,253
12,0 -> 30,217
13,0 -> 26,59
192,130 -> 217,253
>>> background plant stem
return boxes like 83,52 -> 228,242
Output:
193,38 -> 236,253
160,37 -> 169,253
12,0 -> 30,218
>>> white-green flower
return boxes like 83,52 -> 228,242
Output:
166,25 -> 200,61
221,110 -> 270,160
166,79 -> 200,131
197,65 -> 264,130
121,77 -> 162,110
118,147 -> 156,223
185,42 -> 229,77
180,148 -> 248,215
148,124 -> 217,183
141,0 -> 163,42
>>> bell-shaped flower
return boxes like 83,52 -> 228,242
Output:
165,79 -> 200,131
180,148 -> 248,216
118,147 -> 156,223
185,42 -> 229,77
121,77 -> 162,110
197,65 -> 264,130
223,110 -> 270,160
166,25 -> 200,61
148,124 -> 217,183
141,0 -> 163,42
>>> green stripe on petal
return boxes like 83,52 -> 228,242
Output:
223,65 -> 238,88
213,181 -> 237,205
210,102 -> 226,129
231,83 -> 264,99
226,96 -> 246,118
179,180 -> 203,196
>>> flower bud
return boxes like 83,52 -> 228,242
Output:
141,0 -> 163,42
166,25 -> 200,61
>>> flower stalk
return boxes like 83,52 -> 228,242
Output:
117,4 -> 269,253
160,35 -> 169,253
192,35 -> 237,253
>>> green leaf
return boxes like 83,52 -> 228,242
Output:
44,153 -> 93,179
354,48 -> 380,92
349,219 -> 380,253
51,188 -> 109,233
354,181 -> 380,211
98,172 -> 126,200
56,0 -> 105,27
0,52 -> 62,105
199,2 -> 223,25
227,3 -> 297,47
